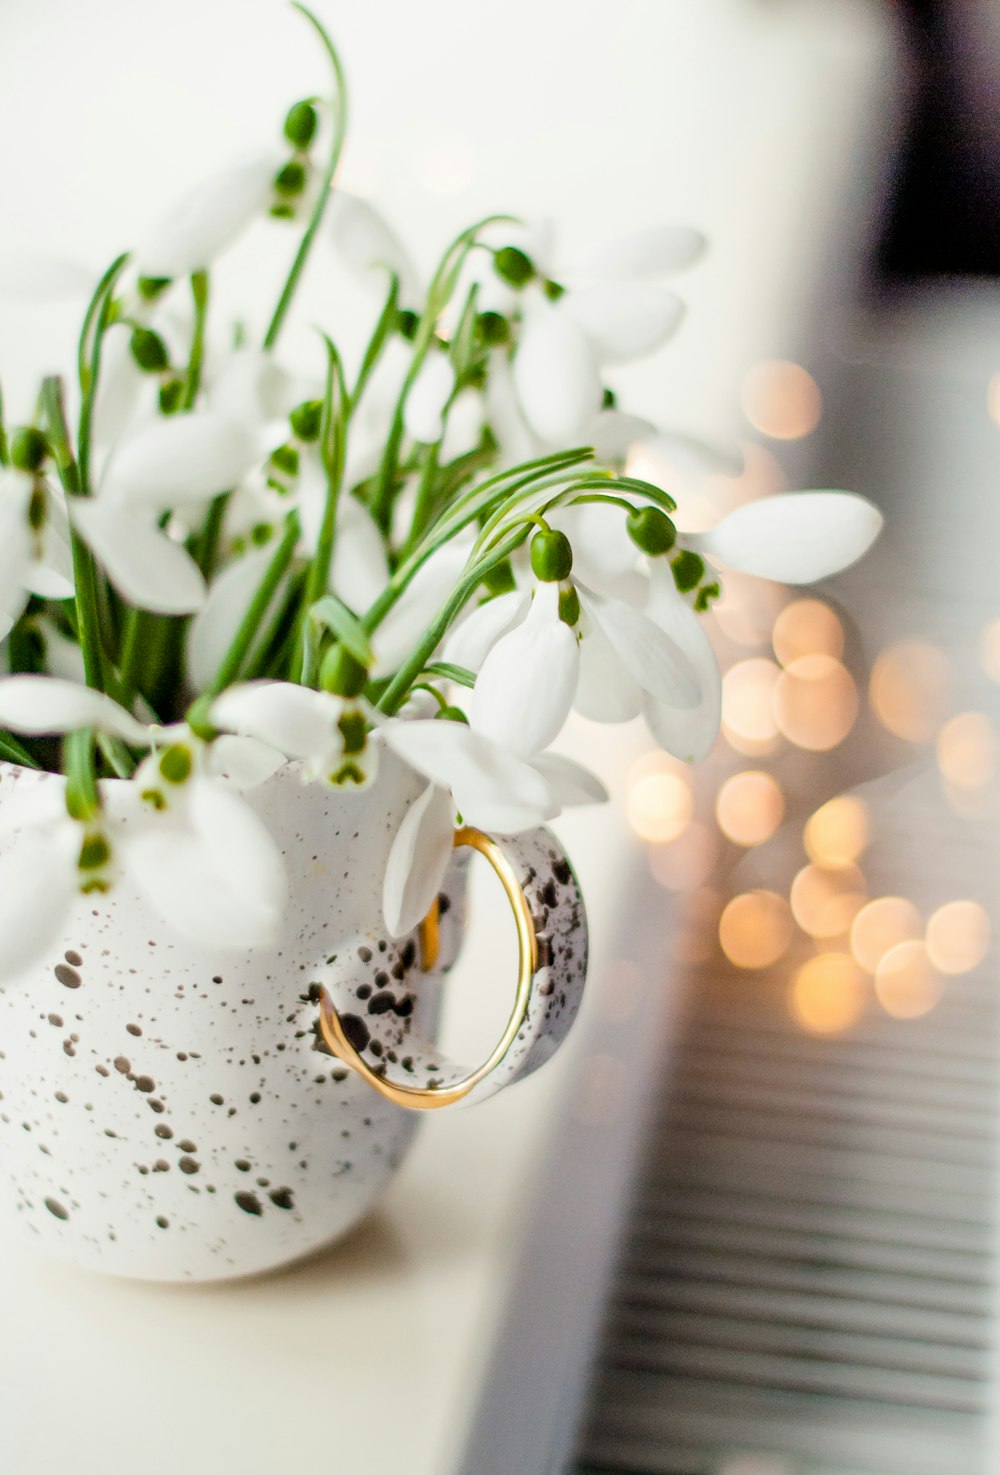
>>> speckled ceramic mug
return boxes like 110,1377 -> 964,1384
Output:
0,750 -> 587,1282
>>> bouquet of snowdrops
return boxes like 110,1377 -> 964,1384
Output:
0,5 -> 881,978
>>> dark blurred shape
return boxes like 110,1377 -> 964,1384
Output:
882,0 -> 1000,278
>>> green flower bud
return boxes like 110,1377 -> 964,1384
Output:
269,202 -> 297,221
601,386 -> 617,410
251,521 -> 275,546
435,705 -> 469,724
78,833 -> 111,871
159,378 -> 184,415
542,278 -> 565,302
494,246 -> 535,288
671,549 -> 706,593
270,442 -> 300,478
137,275 -> 173,302
159,744 -> 192,785
320,644 -> 368,699
559,583 -> 581,627
130,326 -> 170,374
274,160 -> 308,198
476,310 -> 510,346
289,399 -> 323,442
530,527 -> 573,582
10,426 -> 48,473
284,99 -> 319,150
481,559 -> 516,596
397,309 -> 419,341
626,506 -> 677,557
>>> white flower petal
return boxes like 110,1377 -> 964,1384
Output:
0,251 -> 94,302
642,564 -> 721,763
381,717 -> 555,826
136,157 -> 277,278
210,681 -> 341,760
330,498 -> 390,613
440,387 -> 484,462
577,225 -> 706,279
694,491 -> 883,584
0,825 -> 78,980
513,301 -> 603,445
471,582 -> 579,757
442,590 -> 529,674
0,676 -> 150,743
23,492 -> 75,601
371,537 -> 473,677
578,583 -> 700,709
205,735 -> 287,789
187,546 -> 277,692
0,477 -> 32,639
35,620 -> 86,684
531,753 -> 608,807
550,501 -> 637,586
327,191 -> 420,303
636,430 -> 745,480
486,350 -> 541,468
573,614 -> 644,722
586,409 -> 657,466
125,780 -> 285,949
404,354 -> 456,444
71,500 -> 206,614
564,283 -> 684,365
383,782 -> 455,937
208,348 -> 299,428
106,411 -> 260,511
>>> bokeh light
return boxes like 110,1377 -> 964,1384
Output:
925,900 -> 991,975
773,655 -> 858,751
936,711 -> 998,789
715,771 -> 785,847
804,795 -> 869,868
741,360 -> 822,441
979,618 -> 1000,682
721,657 -> 781,754
772,598 -> 845,666
874,940 -> 944,1019
850,896 -> 922,973
626,770 -> 693,844
869,641 -> 951,743
790,953 -> 866,1034
719,891 -> 793,969
790,864 -> 866,938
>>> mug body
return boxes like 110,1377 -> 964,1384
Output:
0,752 -> 464,1282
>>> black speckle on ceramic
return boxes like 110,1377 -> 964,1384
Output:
0,750 -> 588,1282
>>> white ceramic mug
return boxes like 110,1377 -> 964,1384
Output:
0,750 -> 587,1282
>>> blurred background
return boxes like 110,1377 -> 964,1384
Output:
4,1 -> 1000,1473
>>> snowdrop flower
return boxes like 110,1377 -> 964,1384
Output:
326,190 -> 421,306
81,409 -> 263,616
136,157 -> 280,279
0,676 -> 287,976
494,222 -> 700,447
0,464 -> 75,639
211,679 -> 378,789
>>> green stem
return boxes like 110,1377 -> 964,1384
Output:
192,493 -> 227,578
182,271 -> 210,409
0,731 -> 40,768
78,254 -> 130,493
64,729 -> 100,821
400,442 -> 440,559
207,514 -> 301,694
263,5 -> 348,351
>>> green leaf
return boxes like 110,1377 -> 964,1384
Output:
0,731 -> 40,768
423,661 -> 476,690
310,593 -> 375,667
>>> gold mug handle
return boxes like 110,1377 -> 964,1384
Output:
316,824 -> 586,1111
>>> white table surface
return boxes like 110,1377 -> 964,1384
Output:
0,3 -> 894,1471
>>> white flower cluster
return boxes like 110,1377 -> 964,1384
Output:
0,7 -> 882,978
